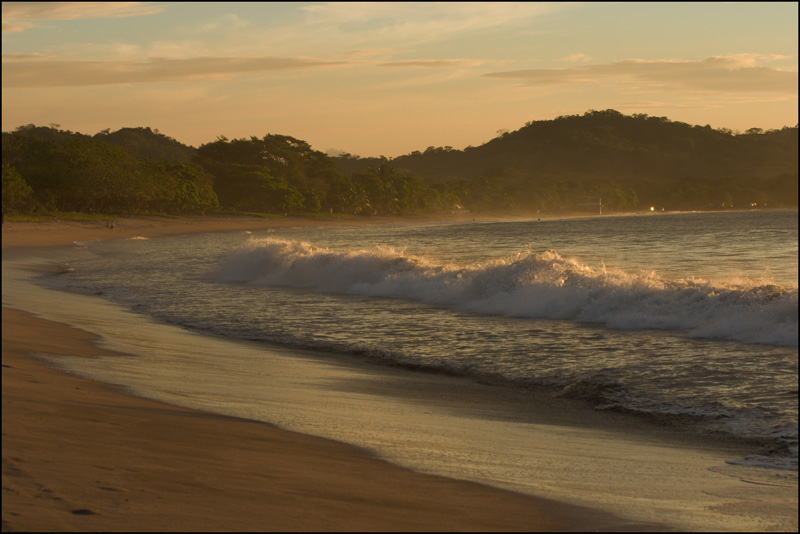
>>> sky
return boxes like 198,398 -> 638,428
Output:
2,2 -> 797,158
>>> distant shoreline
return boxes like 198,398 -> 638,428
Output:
4,207 -> 794,250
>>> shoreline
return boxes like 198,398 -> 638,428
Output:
3,214 -> 797,532
3,207 -> 794,249
2,215 -> 644,531
3,307 -> 633,532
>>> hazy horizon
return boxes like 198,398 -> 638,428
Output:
2,2 -> 797,158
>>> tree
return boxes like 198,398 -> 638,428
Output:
208,163 -> 303,213
2,125 -> 216,215
196,134 -> 345,212
2,162 -> 33,212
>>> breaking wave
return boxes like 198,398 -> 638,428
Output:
218,238 -> 798,347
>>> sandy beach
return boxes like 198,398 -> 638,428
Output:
1,214 -> 368,249
2,215 -> 639,532
0,210 -> 604,249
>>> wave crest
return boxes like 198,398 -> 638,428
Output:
217,238 -> 798,346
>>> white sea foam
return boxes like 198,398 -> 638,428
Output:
218,238 -> 798,347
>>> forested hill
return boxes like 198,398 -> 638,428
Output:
2,124 -> 217,215
335,109 -> 798,210
2,110 -> 797,217
95,127 -> 197,163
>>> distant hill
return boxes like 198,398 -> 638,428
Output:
334,109 -> 798,210
94,127 -> 197,163
3,111 -> 796,216
3,125 -> 216,215
4,123 -> 94,143
5,124 -> 198,163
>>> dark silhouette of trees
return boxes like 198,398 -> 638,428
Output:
195,134 -> 338,214
2,161 -> 33,211
335,110 -> 797,212
195,135 -> 439,216
2,111 -> 796,217
2,126 -> 217,214
95,126 -> 197,163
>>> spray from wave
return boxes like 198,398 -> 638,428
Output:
217,238 -> 798,347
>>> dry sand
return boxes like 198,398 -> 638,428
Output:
2,215 -> 638,532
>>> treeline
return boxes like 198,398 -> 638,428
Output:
337,109 -> 798,211
1,125 -> 452,216
2,126 -> 217,215
2,110 -> 797,217
194,134 -> 454,215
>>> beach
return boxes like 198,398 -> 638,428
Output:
3,215 -> 645,532
3,214 -> 797,532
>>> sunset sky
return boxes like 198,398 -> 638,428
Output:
2,2 -> 797,158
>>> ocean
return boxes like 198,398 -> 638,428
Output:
3,208 -> 797,530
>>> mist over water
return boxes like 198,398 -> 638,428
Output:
36,209 -> 799,469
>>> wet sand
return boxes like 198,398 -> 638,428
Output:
2,215 -> 635,532
3,214 -> 796,532
0,210 -> 597,249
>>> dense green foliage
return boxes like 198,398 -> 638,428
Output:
2,110 -> 796,217
2,125 -> 217,215
194,134 -> 451,215
2,161 -> 33,211
337,110 -> 797,212
96,126 -> 197,163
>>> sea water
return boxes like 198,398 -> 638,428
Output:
3,209 -> 798,529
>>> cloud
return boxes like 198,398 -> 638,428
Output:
1,56 -> 348,88
622,95 -> 794,112
2,21 -> 36,33
376,59 -> 484,68
484,56 -> 798,94
561,53 -> 592,63
292,2 -> 566,51
300,1 -> 557,29
2,2 -> 164,21
2,53 -> 55,61
2,2 -> 164,33
338,49 -> 413,60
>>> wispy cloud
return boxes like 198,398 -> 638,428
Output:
1,53 -> 54,61
288,2 -> 567,54
560,53 -> 592,63
1,3 -> 564,68
300,2 -> 561,33
376,59 -> 484,68
621,94 -> 795,114
484,55 -> 798,94
2,2 -> 163,21
2,21 -> 36,34
2,2 -> 164,33
1,56 -> 348,88
337,49 -> 414,60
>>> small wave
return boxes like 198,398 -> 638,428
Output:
217,238 -> 798,347
127,236 -> 149,240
